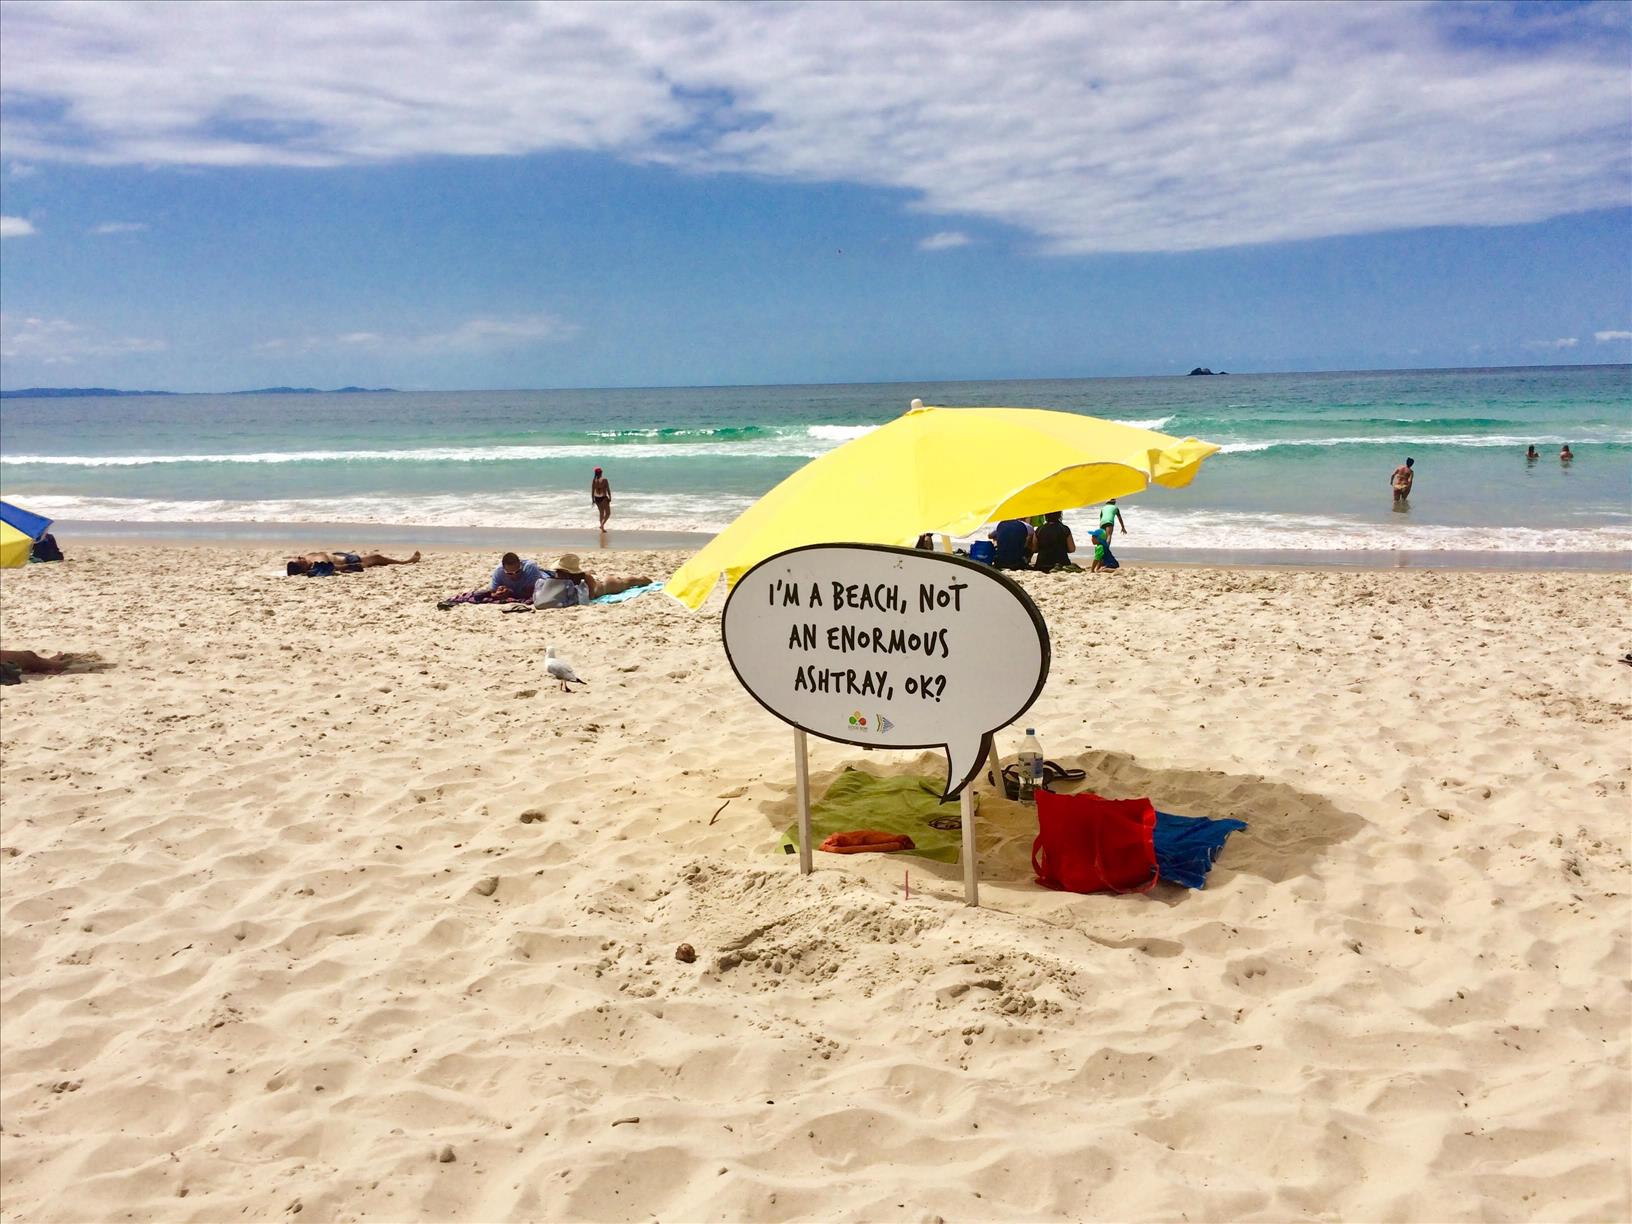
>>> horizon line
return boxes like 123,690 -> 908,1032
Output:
2,360 -> 1629,398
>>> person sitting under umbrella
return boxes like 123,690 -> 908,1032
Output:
987,518 -> 1034,570
1031,511 -> 1078,572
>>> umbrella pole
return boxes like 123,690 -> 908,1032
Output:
794,728 -> 813,876
961,789 -> 978,906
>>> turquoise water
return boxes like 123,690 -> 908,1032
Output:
2,365 -> 1627,551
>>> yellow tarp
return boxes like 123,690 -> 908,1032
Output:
0,521 -> 32,568
665,403 -> 1220,608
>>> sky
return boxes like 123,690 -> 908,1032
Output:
0,0 -> 1628,392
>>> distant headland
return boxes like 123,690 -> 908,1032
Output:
0,386 -> 397,399
1187,367 -> 1228,376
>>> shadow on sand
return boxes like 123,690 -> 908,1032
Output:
757,746 -> 1366,911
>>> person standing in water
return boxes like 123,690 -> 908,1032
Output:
1560,445 -> 1574,463
1526,445 -> 1539,461
591,466 -> 612,530
1391,457 -> 1415,505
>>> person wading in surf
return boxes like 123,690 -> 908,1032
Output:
1390,457 -> 1415,505
591,467 -> 612,530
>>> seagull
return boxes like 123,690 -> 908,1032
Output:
545,646 -> 587,692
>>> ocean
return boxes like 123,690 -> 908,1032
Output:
2,365 -> 1628,553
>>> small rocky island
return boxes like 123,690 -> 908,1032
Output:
1187,367 -> 1228,376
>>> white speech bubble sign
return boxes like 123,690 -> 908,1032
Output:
722,544 -> 1050,799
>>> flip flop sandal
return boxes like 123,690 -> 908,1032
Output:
991,760 -> 1086,799
927,815 -> 962,830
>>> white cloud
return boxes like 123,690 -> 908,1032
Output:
254,313 -> 576,357
0,313 -> 167,363
7,163 -> 39,179
0,3 -> 1626,255
90,220 -> 148,234
1594,329 -> 1632,342
1524,337 -> 1580,350
0,215 -> 37,238
418,315 -> 579,351
919,231 -> 971,251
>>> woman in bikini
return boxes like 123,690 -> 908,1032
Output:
591,467 -> 612,530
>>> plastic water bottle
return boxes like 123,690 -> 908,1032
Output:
1018,728 -> 1043,804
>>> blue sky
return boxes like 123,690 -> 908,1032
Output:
1,0 -> 1628,392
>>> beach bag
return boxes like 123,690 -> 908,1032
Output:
532,577 -> 588,609
1032,791 -> 1159,894
30,533 -> 62,562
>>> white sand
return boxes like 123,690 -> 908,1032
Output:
2,546 -> 1628,1222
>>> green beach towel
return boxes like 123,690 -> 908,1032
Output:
781,768 -> 969,864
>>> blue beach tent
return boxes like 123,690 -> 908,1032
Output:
0,500 -> 53,543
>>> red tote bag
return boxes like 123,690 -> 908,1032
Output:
1032,790 -> 1159,894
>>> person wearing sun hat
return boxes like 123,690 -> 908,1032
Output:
551,552 -> 652,600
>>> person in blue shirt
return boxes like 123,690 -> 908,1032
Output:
491,552 -> 546,600
987,519 -> 1034,569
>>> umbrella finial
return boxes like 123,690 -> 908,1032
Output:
909,398 -> 925,411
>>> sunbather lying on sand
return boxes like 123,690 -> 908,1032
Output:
438,552 -> 655,609
0,650 -> 109,684
286,550 -> 421,576
547,553 -> 652,600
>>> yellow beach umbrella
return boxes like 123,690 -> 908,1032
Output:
0,521 -> 32,568
665,402 -> 1220,608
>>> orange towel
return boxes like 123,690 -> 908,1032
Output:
818,830 -> 916,854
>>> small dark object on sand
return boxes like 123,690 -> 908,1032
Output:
675,943 -> 696,963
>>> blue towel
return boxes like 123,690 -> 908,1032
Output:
592,581 -> 664,605
1154,812 -> 1247,889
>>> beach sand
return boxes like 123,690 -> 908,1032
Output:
2,545 -> 1628,1222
